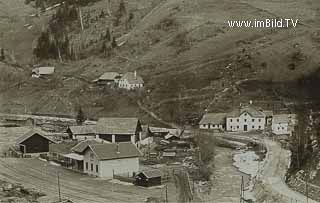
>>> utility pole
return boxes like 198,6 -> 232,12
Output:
306,172 -> 309,203
57,171 -> 61,202
240,176 -> 244,203
165,184 -> 168,203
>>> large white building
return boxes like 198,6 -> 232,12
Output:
272,114 -> 297,135
81,142 -> 141,178
199,113 -> 226,130
226,106 -> 266,132
118,71 -> 144,90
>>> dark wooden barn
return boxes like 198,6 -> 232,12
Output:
135,170 -> 162,187
16,129 -> 56,154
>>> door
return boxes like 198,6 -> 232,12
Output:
244,125 -> 248,131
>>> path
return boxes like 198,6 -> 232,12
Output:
257,138 -> 319,203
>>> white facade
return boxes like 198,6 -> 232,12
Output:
200,124 -> 224,130
226,112 -> 266,132
83,148 -> 139,178
272,123 -> 290,135
118,79 -> 143,90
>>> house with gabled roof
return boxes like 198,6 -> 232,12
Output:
16,129 -> 56,154
96,117 -> 142,144
118,71 -> 144,90
66,125 -> 97,140
272,114 -> 297,135
226,105 -> 266,132
31,66 -> 55,78
78,142 -> 141,178
199,113 -> 227,131
94,72 -> 121,86
135,170 -> 162,187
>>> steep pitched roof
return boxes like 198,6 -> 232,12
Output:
96,117 -> 139,135
87,142 -> 141,160
122,72 -> 144,84
71,139 -> 101,153
68,125 -> 96,135
273,114 -> 297,124
50,140 -> 78,155
227,106 -> 265,118
139,170 -> 161,178
16,129 -> 56,144
199,113 -> 226,125
98,72 -> 120,81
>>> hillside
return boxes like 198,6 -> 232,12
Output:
1,0 -> 320,125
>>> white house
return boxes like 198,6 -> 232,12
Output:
81,142 -> 141,178
118,71 -> 144,90
199,113 -> 226,130
32,66 -> 55,78
272,114 -> 297,135
226,106 -> 266,132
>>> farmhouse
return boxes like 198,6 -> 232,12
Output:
96,117 -> 142,144
272,114 -> 297,135
135,170 -> 162,187
226,106 -> 266,132
118,71 -> 144,90
199,113 -> 226,130
79,142 -> 141,178
31,66 -> 55,78
16,129 -> 56,154
94,72 -> 121,86
66,125 -> 97,140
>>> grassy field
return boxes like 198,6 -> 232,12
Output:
1,0 -> 320,125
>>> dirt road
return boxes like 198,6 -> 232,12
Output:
0,158 -> 176,203
258,138 -> 319,203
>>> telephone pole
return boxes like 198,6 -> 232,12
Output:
57,171 -> 61,201
165,184 -> 168,203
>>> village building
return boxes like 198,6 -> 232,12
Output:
94,72 -> 121,86
76,142 -> 141,178
226,106 -> 266,132
118,71 -> 144,90
164,133 -> 180,142
66,125 -> 97,140
135,170 -> 162,187
31,66 -> 55,78
272,114 -> 297,136
148,127 -> 181,138
16,129 -> 56,154
96,117 -> 142,144
3,116 -> 35,127
199,113 -> 226,130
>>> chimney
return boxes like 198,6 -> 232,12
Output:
116,143 -> 120,154
249,100 -> 253,105
134,70 -> 137,80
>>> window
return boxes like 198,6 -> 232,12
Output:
90,152 -> 94,160
237,126 -> 239,129
91,164 -> 93,171
237,119 -> 239,122
278,127 -> 280,130
244,113 -> 247,116
252,125 -> 255,129
230,119 -> 233,122
96,165 -> 98,173
258,119 -> 261,122
244,119 -> 247,122
258,126 -> 261,129
252,119 -> 255,122
86,162 -> 88,170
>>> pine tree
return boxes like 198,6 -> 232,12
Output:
0,48 -> 4,61
76,107 -> 86,125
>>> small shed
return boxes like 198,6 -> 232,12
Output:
16,129 -> 56,154
135,170 -> 162,187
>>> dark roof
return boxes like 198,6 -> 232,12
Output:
50,140 -> 78,155
86,142 -> 141,160
139,170 -> 162,178
71,140 -> 100,153
16,129 -> 56,144
199,113 -> 226,125
68,125 -> 96,135
96,117 -> 139,135
122,72 -> 144,84
227,106 -> 265,118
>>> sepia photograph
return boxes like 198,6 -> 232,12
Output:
0,0 -> 320,202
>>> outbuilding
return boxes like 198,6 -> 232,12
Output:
135,170 -> 162,187
16,129 -> 56,154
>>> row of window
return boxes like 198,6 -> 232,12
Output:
230,125 -> 262,129
85,162 -> 98,173
202,124 -> 222,128
230,118 -> 262,123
